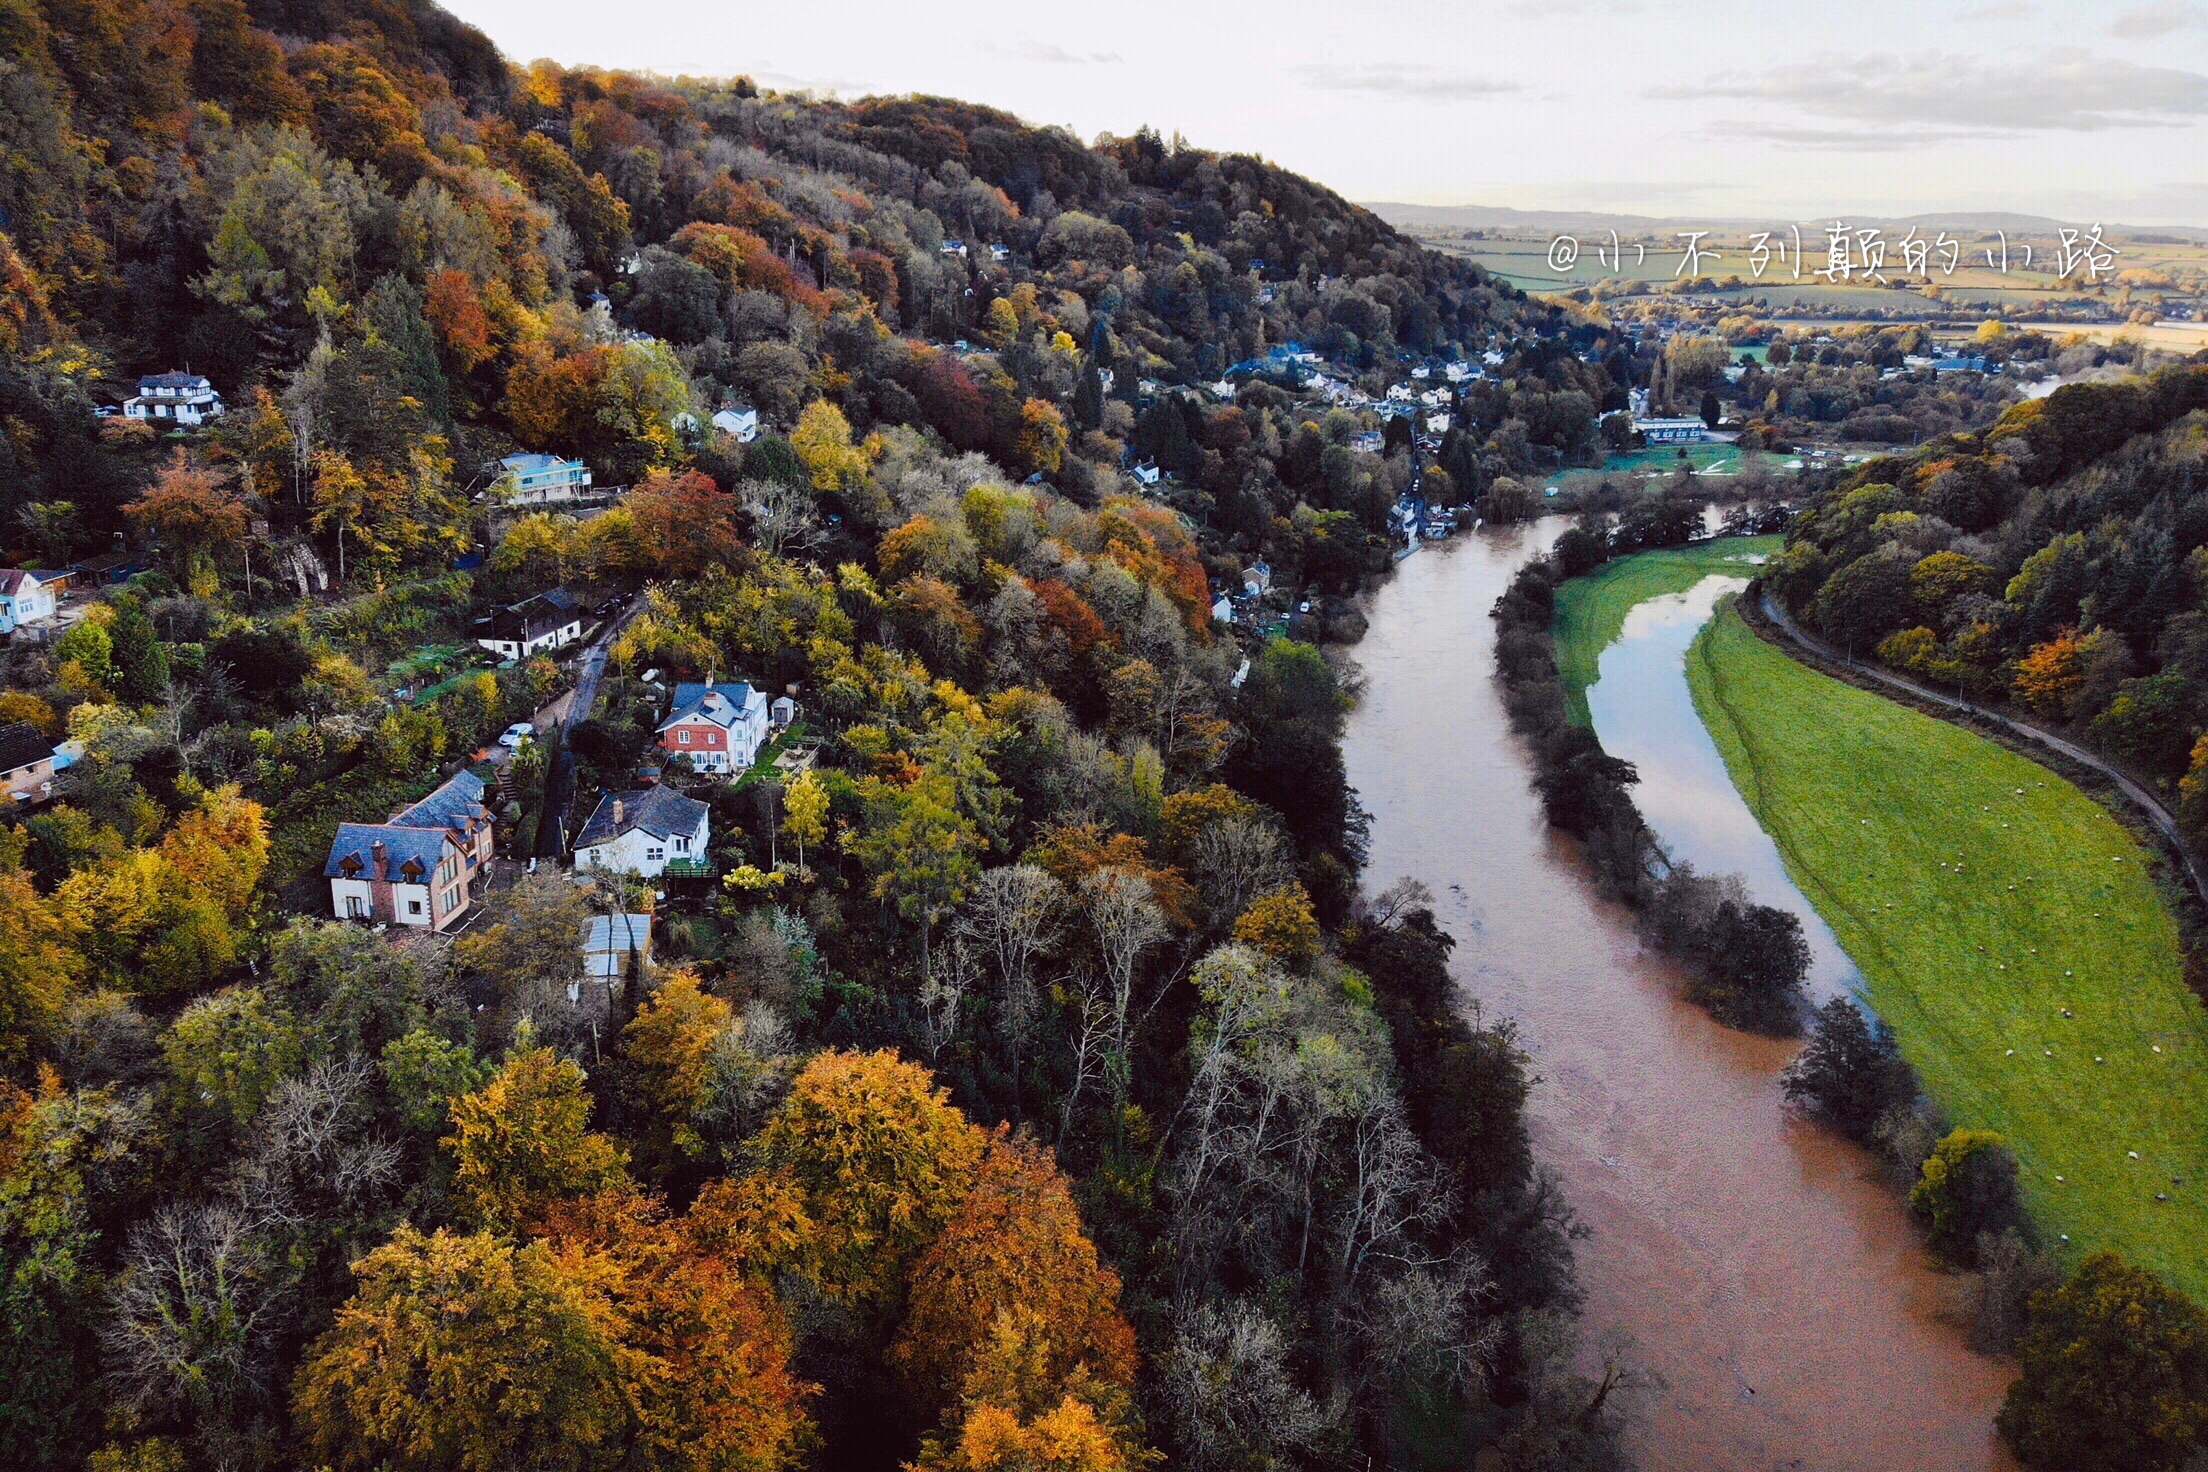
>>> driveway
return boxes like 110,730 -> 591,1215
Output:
1757,588 -> 2208,910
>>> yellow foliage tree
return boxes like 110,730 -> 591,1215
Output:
444,1045 -> 631,1228
1230,882 -> 1321,964
741,1049 -> 985,1309
156,784 -> 269,921
791,400 -> 871,494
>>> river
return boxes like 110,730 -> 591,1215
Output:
1342,523 -> 2014,1471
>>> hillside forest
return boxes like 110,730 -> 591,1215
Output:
0,3 -> 1643,1471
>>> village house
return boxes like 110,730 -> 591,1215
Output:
712,407 -> 761,442
493,452 -> 594,505
0,570 -> 58,634
0,722 -> 58,806
123,372 -> 224,426
473,590 -> 586,660
322,770 -> 495,930
657,680 -> 770,775
574,787 -> 710,877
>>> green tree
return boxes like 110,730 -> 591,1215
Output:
107,601 -> 169,705
1998,1251 -> 2208,1471
1909,1128 -> 2028,1265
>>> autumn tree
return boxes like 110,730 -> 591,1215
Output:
443,1044 -> 630,1228
782,767 -> 828,873
1998,1251 -> 2208,1471
2013,629 -> 2085,716
890,1132 -> 1137,1418
625,470 -> 747,579
737,1049 -> 984,1309
294,1225 -> 633,1472
126,453 -> 249,593
618,972 -> 732,1177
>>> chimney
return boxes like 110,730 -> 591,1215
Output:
370,839 -> 388,877
613,798 -> 626,827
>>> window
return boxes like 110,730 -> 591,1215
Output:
674,835 -> 688,852
407,898 -> 424,916
345,895 -> 367,919
646,847 -> 664,862
443,887 -> 460,913
679,729 -> 691,745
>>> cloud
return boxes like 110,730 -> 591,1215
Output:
979,39 -> 1122,65
1959,1 -> 2034,17
1299,64 -> 1521,102
1660,49 -> 2208,145
2108,1 -> 2202,38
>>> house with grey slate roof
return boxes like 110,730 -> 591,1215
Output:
574,786 -> 709,878
323,770 -> 495,930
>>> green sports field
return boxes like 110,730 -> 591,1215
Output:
1687,602 -> 2208,1296
1551,537 -> 1780,727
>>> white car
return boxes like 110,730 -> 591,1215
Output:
498,722 -> 536,748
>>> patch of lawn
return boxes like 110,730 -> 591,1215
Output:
1598,443 -> 1743,476
1688,602 -> 2208,1297
1552,536 -> 1781,726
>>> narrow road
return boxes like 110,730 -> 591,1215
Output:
534,596 -> 643,858
1758,588 -> 2208,910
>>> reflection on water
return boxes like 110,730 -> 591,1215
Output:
1586,577 -> 1861,998
1344,525 -> 2011,1472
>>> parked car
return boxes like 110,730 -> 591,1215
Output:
499,722 -> 536,748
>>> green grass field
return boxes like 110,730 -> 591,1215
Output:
1598,443 -> 1745,477
1552,537 -> 1781,726
1687,603 -> 2208,1295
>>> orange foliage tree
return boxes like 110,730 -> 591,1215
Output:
889,1131 -> 1138,1418
443,1044 -> 631,1228
2013,629 -> 2084,715
625,470 -> 747,579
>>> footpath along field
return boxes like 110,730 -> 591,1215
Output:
1552,536 -> 1780,726
1687,602 -> 2208,1296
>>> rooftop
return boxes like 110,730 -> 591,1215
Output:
574,786 -> 709,850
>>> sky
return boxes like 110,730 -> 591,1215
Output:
442,0 -> 2208,225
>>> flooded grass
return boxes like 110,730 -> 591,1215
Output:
1688,601 -> 2208,1298
1553,537 -> 1782,726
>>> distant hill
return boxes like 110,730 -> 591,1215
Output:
1365,203 -> 2208,243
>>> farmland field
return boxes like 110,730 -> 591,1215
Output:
1551,537 -> 1779,726
1687,602 -> 2208,1298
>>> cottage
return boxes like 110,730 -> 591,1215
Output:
0,570 -> 58,634
123,372 -> 224,426
0,722 -> 57,806
494,452 -> 594,505
1129,460 -> 1163,487
474,590 -> 587,660
656,680 -> 769,774
769,694 -> 797,729
323,770 -> 495,929
574,787 -> 711,877
711,407 -> 761,443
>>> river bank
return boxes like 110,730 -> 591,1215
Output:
1688,599 -> 2208,1300
1342,523 -> 2013,1471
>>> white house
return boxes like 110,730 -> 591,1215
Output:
0,570 -> 58,634
494,452 -> 594,505
1634,416 -> 1709,445
324,824 -> 468,930
769,694 -> 797,729
1129,460 -> 1162,487
574,787 -> 710,877
656,680 -> 769,775
123,372 -> 224,426
323,770 -> 495,930
474,590 -> 586,660
712,407 -> 761,443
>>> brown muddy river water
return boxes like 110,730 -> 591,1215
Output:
1342,523 -> 2014,1471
